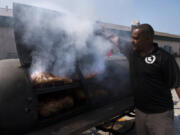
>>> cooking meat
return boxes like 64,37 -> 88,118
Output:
39,96 -> 74,117
31,72 -> 72,85
83,72 -> 97,79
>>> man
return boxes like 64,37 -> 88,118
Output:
109,24 -> 180,135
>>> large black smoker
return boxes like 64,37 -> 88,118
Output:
0,3 -> 134,135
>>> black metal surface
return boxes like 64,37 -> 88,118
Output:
0,58 -> 134,135
76,63 -> 93,106
0,59 -> 38,135
27,97 -> 134,135
34,82 -> 81,94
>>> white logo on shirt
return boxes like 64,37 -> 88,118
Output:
145,55 -> 156,64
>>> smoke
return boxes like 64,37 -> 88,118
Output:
15,2 -> 113,77
12,1 -> 133,99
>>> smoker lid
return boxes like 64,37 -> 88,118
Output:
13,3 -> 65,67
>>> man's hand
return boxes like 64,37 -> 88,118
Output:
175,87 -> 180,99
109,35 -> 119,46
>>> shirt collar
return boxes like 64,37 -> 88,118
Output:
134,42 -> 159,58
151,42 -> 159,53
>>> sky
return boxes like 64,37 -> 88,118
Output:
1,0 -> 180,35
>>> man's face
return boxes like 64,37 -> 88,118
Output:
131,29 -> 148,53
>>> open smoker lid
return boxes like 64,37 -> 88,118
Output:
13,3 -> 68,67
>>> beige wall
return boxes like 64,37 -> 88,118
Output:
154,39 -> 180,55
0,8 -> 12,17
0,27 -> 17,59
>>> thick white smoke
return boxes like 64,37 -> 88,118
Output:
13,1 -> 133,98
15,2 -> 113,77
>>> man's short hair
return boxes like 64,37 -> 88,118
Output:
136,24 -> 154,37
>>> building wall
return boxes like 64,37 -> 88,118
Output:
0,27 -> 17,59
154,39 -> 180,56
0,8 -> 12,17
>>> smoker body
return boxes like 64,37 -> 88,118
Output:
0,3 -> 134,135
0,58 -> 134,135
0,59 -> 38,134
